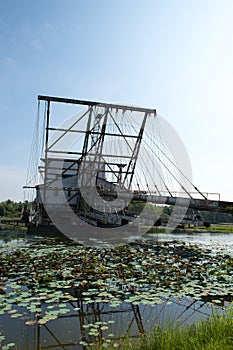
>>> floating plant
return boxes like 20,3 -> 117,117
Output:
0,236 -> 232,339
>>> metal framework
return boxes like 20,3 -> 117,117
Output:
34,95 -> 158,227
38,95 -> 157,113
26,95 -> 233,230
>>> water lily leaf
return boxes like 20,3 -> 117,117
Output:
10,313 -> 22,318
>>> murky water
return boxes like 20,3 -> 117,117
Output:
0,230 -> 231,349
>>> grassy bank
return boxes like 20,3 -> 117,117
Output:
0,217 -> 27,231
146,224 -> 233,234
0,224 -> 27,231
184,224 -> 233,233
96,310 -> 233,350
209,224 -> 233,233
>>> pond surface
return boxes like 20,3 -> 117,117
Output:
0,230 -> 232,350
148,231 -> 233,256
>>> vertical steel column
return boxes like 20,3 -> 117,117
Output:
43,100 -> 50,205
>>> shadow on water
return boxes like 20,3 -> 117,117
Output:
0,231 -> 232,349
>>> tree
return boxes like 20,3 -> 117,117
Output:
0,200 -> 25,218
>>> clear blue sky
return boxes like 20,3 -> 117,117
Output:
1,0 -> 233,201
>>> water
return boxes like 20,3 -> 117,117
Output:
147,231 -> 233,256
0,230 -> 231,349
0,297 -> 216,350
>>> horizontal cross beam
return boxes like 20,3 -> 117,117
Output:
38,95 -> 157,114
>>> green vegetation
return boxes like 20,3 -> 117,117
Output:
1,199 -> 233,225
209,225 -> 233,232
201,224 -> 233,233
127,202 -> 233,230
94,310 -> 233,350
0,199 -> 27,218
174,224 -> 233,233
127,201 -> 168,218
145,224 -> 233,234
202,209 -> 233,224
145,226 -> 166,233
0,200 -> 31,230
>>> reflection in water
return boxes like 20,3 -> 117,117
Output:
0,230 -> 232,349
0,295 -> 222,350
